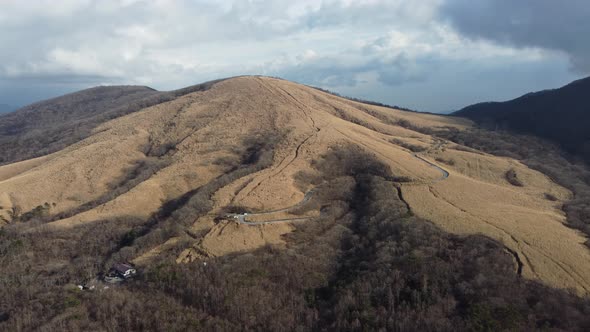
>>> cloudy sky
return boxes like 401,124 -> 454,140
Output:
1,0 -> 588,112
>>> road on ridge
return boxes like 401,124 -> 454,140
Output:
412,153 -> 449,183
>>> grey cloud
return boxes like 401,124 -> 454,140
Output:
272,51 -> 436,90
4,73 -> 118,84
304,1 -> 437,29
271,58 -> 365,88
440,0 -> 590,72
0,1 -> 438,85
375,54 -> 435,86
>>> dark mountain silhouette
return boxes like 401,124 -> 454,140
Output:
454,76 -> 590,163
0,104 -> 14,114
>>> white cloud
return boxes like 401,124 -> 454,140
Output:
0,0 -> 585,111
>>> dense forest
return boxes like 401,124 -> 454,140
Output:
1,145 -> 590,331
454,76 -> 590,164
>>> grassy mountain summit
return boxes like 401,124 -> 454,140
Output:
454,76 -> 590,163
1,76 -> 590,330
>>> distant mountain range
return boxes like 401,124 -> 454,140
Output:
0,103 -> 15,114
455,76 -> 590,163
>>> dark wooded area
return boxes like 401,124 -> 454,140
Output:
2,146 -> 589,331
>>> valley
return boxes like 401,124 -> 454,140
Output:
1,76 -> 590,330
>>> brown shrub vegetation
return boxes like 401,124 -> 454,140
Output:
390,138 -> 428,153
2,144 -> 590,331
435,156 -> 456,166
423,126 -> 590,245
0,79 -> 226,166
505,168 -> 524,187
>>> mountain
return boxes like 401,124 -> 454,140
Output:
0,104 -> 14,114
1,76 -> 590,330
454,76 -> 590,163
0,79 -> 223,165
0,86 -> 164,165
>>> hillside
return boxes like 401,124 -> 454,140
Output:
1,76 -> 590,330
0,80 -> 224,165
454,76 -> 590,163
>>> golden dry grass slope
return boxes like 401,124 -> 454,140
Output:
0,76 -> 588,293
